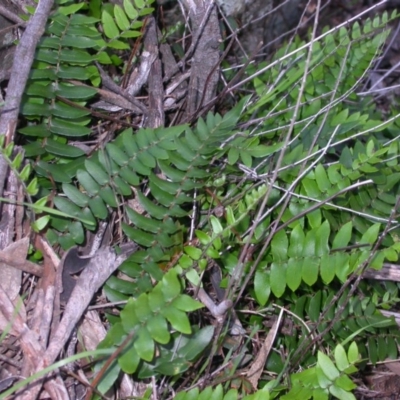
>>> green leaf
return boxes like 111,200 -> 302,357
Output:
60,35 -> 98,48
334,252 -> 350,282
368,337 -> 378,364
119,166 -> 140,185
52,101 -> 90,119
162,269 -> 181,301
175,136 -> 198,161
331,108 -> 349,126
56,83 -> 97,99
179,254 -> 193,269
177,326 -> 214,361
32,215 -> 50,231
286,258 -> 302,291
25,82 -> 54,98
161,305 -> 191,334
114,5 -> 130,30
123,0 -> 138,19
147,314 -> 170,344
254,269 -> 270,306
210,216 -> 223,235
302,257 -> 319,286
133,293 -> 152,321
126,207 -> 163,233
88,196 -> 108,219
149,180 -> 175,206
59,48 -> 93,64
59,2 -> 85,15
335,374 -> 356,391
329,385 -> 356,400
129,156 -> 152,175
318,351 -> 340,381
11,151 -> 23,169
19,124 -> 50,138
134,0 -> 144,8
302,229 -> 316,258
49,118 -> 91,137
106,276 -> 135,295
315,364 -> 331,390
119,342 -> 141,374
347,342 -> 359,364
102,10 -> 119,39
96,358 -> 121,394
149,173 -> 180,195
121,298 -> 140,332
36,161 -> 71,182
360,223 -> 380,245
69,14 -> 99,25
307,209 -> 321,229
57,65 -> 91,80
85,159 -> 110,185
112,176 -> 132,196
137,190 -> 168,219
78,206 -> 96,228
19,164 -> 31,181
196,230 -> 211,245
68,221 -> 84,243
21,102 -> 51,116
316,221 -> 330,256
247,143 -> 283,158
270,262 -> 286,297
148,286 -> 165,312
320,254 -> 335,284
106,142 -> 129,166
332,221 -> 352,249
154,358 -> 190,377
134,326 -> 154,362
334,345 -> 350,372
77,169 -> 100,195
54,196 -> 82,217
62,183 -> 89,207
29,68 -> 56,80
67,24 -> 101,37
239,150 -> 252,167
312,388 -> 329,400
171,295 -> 203,312
206,245 -> 220,259
184,246 -> 202,261
223,389 -> 239,400
308,291 -> 322,322
227,147 -> 239,165
123,224 -> 154,247
302,178 -> 321,198
271,230 -> 288,262
97,186 -> 117,207
45,139 -> 85,158
288,224 -> 305,258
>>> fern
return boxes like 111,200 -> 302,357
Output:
20,0 -> 154,188
10,2 -> 400,398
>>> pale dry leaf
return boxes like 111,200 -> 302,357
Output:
0,237 -> 30,330
246,310 -> 282,390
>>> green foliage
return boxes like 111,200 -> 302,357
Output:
20,0 -> 155,185
281,343 -> 360,400
96,268 -> 211,392
175,384 -> 272,400
11,2 -> 400,398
